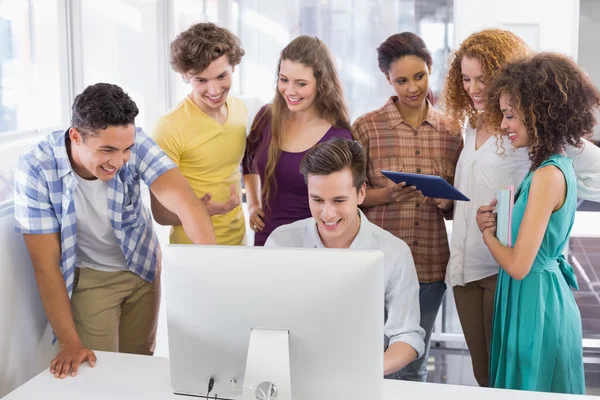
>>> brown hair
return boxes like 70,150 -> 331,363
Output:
442,29 -> 531,132
300,137 -> 366,190
72,83 -> 139,138
170,22 -> 244,75
484,52 -> 600,170
377,32 -> 432,74
259,35 -> 351,206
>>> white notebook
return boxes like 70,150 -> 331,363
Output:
496,185 -> 515,247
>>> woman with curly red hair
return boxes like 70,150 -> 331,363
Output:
442,29 -> 600,387
476,52 -> 599,393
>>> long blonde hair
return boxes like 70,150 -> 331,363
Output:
259,36 -> 351,207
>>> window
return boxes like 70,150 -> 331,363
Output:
0,0 -> 67,135
236,0 -> 454,120
170,0 -> 453,121
170,0 -> 237,103
0,0 -> 69,204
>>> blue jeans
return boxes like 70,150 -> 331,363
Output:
385,280 -> 446,381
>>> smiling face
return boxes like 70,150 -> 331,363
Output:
461,56 -> 487,110
68,125 -> 135,180
185,55 -> 234,113
499,94 -> 530,149
307,167 -> 366,248
277,59 -> 318,113
386,55 -> 430,110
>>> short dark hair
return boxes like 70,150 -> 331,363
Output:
71,83 -> 139,138
377,32 -> 432,74
300,138 -> 366,190
170,22 -> 245,75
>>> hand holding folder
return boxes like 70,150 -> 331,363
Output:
495,186 -> 515,247
380,170 -> 470,201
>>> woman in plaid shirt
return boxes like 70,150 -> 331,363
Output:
352,32 -> 463,382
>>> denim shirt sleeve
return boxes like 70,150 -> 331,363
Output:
13,155 -> 60,234
131,127 -> 176,187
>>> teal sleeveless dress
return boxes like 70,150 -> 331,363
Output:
489,154 -> 585,393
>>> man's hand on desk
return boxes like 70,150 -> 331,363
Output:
50,343 -> 97,378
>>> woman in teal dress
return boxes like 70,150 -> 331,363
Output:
475,52 -> 600,394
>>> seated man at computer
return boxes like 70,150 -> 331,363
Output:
265,137 -> 425,377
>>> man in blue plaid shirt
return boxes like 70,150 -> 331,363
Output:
14,83 -> 224,379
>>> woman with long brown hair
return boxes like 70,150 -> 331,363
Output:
243,36 -> 352,246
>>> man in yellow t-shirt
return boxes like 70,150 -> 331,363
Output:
152,23 -> 247,245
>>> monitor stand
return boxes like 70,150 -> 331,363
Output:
241,329 -> 292,400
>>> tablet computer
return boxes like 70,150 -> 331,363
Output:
381,170 -> 470,201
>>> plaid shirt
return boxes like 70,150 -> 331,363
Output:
14,128 -> 175,298
353,97 -> 463,282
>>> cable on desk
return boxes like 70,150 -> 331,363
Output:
207,377 -> 215,397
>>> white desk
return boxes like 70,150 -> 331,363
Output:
3,351 -> 589,400
442,211 -> 600,239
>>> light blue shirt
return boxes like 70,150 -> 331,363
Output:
265,210 -> 426,357
13,128 -> 175,298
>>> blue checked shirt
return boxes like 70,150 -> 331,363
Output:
13,128 -> 175,298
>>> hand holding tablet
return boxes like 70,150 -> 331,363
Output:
386,181 -> 424,203
381,170 -> 470,202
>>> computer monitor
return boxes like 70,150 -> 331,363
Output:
164,245 -> 384,400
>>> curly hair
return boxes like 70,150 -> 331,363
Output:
484,52 -> 600,170
377,32 -> 432,74
71,83 -> 139,138
170,22 -> 244,75
442,29 -> 531,133
257,36 -> 351,206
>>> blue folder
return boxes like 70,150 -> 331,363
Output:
380,170 -> 470,201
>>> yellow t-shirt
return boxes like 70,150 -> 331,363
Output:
153,96 -> 247,245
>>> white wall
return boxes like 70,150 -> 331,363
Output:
579,0 -> 600,142
0,205 -> 58,397
579,0 -> 600,87
454,0 -> 580,58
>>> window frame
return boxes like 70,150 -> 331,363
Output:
0,0 -> 74,141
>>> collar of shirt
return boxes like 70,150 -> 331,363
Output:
383,96 -> 440,132
53,129 -> 74,179
303,209 -> 375,249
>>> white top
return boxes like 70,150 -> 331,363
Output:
265,210 -> 426,358
73,174 -> 128,272
4,351 -> 593,400
568,139 -> 600,201
447,126 -> 600,287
